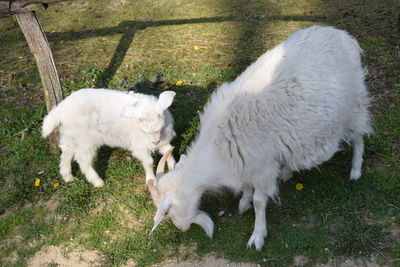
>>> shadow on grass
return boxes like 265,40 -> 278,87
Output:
47,14 -> 325,88
69,146 -> 113,184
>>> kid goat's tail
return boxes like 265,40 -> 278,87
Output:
41,106 -> 61,138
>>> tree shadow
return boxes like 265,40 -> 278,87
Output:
47,14 -> 325,88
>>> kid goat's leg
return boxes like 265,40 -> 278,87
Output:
350,133 -> 364,180
75,148 -> 104,187
59,145 -> 75,183
132,150 -> 155,183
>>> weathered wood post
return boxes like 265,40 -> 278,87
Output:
0,0 -> 70,152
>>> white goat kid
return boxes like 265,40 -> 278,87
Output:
42,89 -> 176,187
149,26 -> 372,250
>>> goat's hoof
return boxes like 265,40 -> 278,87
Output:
92,179 -> 104,187
146,178 -> 156,186
246,230 -> 266,251
63,175 -> 75,183
349,169 -> 361,180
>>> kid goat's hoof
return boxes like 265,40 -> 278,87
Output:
92,179 -> 105,187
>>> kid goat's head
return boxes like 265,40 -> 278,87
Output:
121,91 -> 175,144
147,148 -> 214,238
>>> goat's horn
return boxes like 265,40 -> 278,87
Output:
156,146 -> 174,176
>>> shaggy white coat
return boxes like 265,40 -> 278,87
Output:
149,26 -> 372,251
42,89 -> 176,187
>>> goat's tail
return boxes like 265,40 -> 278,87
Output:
42,106 -> 62,138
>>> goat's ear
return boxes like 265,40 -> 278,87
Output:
192,211 -> 214,238
151,196 -> 172,233
175,154 -> 187,169
158,91 -> 176,110
121,104 -> 141,118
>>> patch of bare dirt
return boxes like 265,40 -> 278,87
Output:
316,255 -> 391,267
27,245 -> 102,267
291,255 -> 309,266
3,251 -> 18,264
105,0 -> 128,10
46,196 -> 60,212
146,244 -> 257,267
154,254 -> 257,267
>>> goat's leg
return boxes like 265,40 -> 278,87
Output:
350,133 -> 364,180
246,188 -> 269,251
75,148 -> 104,187
133,150 -> 155,183
279,165 -> 293,182
59,145 -> 75,183
238,183 -> 253,214
158,143 -> 176,171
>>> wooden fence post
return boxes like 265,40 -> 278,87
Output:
14,11 -> 63,152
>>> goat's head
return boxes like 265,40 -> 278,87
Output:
121,91 -> 175,144
147,148 -> 214,238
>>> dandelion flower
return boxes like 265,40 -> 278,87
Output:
34,179 -> 41,187
194,45 -> 201,51
295,183 -> 304,191
53,182 -> 59,188
175,80 -> 183,86
18,56 -> 25,60
163,85 -> 170,90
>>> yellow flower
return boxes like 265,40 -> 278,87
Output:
34,179 -> 41,187
295,183 -> 304,191
18,56 -> 25,60
194,45 -> 201,51
175,80 -> 183,86
163,85 -> 170,90
53,182 -> 60,188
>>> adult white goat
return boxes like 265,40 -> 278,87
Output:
149,26 -> 372,250
42,89 -> 176,187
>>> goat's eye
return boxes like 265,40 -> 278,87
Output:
156,114 -> 161,120
139,118 -> 145,123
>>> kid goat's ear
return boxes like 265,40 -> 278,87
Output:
158,91 -> 176,110
121,103 -> 141,119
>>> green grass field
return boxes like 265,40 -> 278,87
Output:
0,0 -> 399,266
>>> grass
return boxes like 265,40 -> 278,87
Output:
0,0 -> 399,266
